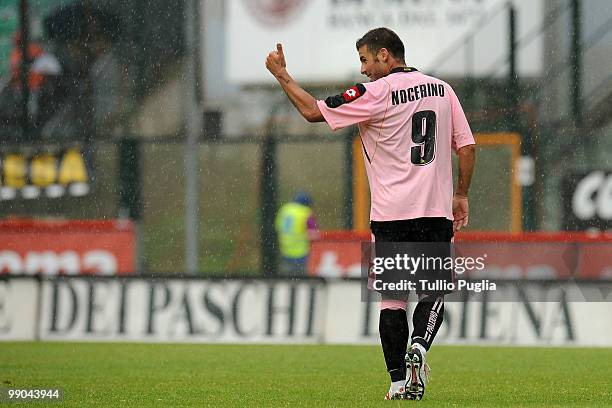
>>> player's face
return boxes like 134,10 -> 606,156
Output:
358,45 -> 386,82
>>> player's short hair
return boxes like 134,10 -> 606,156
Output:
356,27 -> 405,62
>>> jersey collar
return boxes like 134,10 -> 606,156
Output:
388,66 -> 419,75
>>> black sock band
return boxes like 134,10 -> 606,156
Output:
379,308 -> 409,381
411,295 -> 444,351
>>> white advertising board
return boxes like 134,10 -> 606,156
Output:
227,0 -> 543,84
323,281 -> 612,346
0,278 -> 38,340
1,277 -> 611,346
37,279 -> 324,343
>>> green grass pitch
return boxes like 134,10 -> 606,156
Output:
1,343 -> 611,407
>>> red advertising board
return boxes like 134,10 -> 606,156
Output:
0,219 -> 135,275
307,231 -> 369,278
307,231 -> 612,279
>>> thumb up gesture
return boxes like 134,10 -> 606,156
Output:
266,43 -> 287,77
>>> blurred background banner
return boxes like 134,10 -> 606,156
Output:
227,0 -> 544,84
0,219 -> 135,275
563,170 -> 612,231
0,146 -> 91,200
307,231 -> 612,279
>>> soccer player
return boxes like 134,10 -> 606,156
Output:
265,27 -> 476,400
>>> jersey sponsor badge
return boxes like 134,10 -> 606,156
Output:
325,83 -> 366,108
343,86 -> 361,102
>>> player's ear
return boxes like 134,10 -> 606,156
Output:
378,47 -> 389,62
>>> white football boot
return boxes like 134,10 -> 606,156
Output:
405,346 -> 430,400
384,381 -> 406,400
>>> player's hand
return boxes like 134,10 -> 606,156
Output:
452,194 -> 469,231
266,43 -> 287,77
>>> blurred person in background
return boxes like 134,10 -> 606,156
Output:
41,1 -> 123,140
0,31 -> 61,137
275,191 -> 320,276
266,27 -> 475,401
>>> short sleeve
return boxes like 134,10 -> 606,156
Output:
317,83 -> 374,131
449,86 -> 476,151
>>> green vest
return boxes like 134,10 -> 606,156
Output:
275,202 -> 313,259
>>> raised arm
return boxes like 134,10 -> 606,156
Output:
265,43 -> 324,123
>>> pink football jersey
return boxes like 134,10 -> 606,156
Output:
317,67 -> 475,222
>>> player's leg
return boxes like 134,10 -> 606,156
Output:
372,220 -> 449,400
371,224 -> 411,400
380,299 -> 409,400
405,293 -> 443,400
406,223 -> 452,400
411,292 -> 445,352
409,223 -> 452,355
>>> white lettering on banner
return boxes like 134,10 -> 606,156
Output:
25,251 -> 80,275
82,251 -> 117,276
572,172 -> 612,220
0,251 -> 118,275
0,251 -> 22,273
315,251 -> 361,277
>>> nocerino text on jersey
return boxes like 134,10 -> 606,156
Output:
391,83 -> 445,105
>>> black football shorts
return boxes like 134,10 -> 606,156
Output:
370,217 -> 454,298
